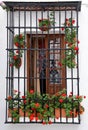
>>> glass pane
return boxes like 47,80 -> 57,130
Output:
49,38 -> 62,84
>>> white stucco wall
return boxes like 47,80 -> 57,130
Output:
0,0 -> 88,130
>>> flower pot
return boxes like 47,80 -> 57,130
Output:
55,108 -> 77,118
38,19 -> 51,31
8,108 -> 25,117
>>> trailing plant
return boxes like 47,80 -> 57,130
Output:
7,89 -> 86,124
9,34 -> 25,68
60,18 -> 79,68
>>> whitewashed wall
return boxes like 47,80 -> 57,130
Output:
0,0 -> 88,130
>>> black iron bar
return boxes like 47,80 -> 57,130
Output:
76,8 -> 80,124
23,6 -> 26,122
5,8 -> 9,123
65,8 -> 68,123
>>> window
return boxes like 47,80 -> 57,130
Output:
5,1 -> 82,124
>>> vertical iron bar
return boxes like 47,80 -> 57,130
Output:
29,9 -> 32,122
71,9 -> 74,123
6,9 -> 9,123
59,7 -> 62,123
65,8 -> 68,123
18,5 -> 20,121
76,8 -> 80,124
23,6 -> 26,122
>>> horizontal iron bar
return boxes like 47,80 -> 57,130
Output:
6,77 -> 79,80
4,1 -> 81,11
6,48 -> 75,51
6,26 -> 79,29
5,121 -> 80,124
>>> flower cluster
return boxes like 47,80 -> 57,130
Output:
9,34 -> 25,68
7,89 -> 86,124
60,18 -> 79,68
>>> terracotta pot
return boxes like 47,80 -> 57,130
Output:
8,109 -> 42,119
55,108 -> 77,118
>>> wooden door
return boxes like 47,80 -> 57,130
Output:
27,34 -> 66,95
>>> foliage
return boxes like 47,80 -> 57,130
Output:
39,11 -> 55,31
9,34 -> 25,68
7,89 -> 85,124
61,18 -> 79,68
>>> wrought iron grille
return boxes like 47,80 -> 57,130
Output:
5,1 -> 81,124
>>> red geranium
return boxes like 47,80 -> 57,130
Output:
13,55 -> 18,60
72,19 -> 75,24
59,99 -> 63,103
29,89 -> 34,94
74,46 -> 79,51
35,103 -> 40,108
48,120 -> 52,124
22,96 -> 26,99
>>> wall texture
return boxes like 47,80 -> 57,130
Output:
0,0 -> 88,130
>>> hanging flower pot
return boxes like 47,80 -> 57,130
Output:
38,19 -> 51,31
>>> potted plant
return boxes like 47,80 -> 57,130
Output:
7,89 -> 86,124
38,11 -> 55,31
